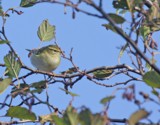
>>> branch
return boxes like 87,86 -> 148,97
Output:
31,93 -> 62,114
37,0 -> 160,74
0,120 -> 39,125
88,77 -> 141,87
109,118 -> 159,125
84,1 -> 160,74
11,64 -> 140,80
0,9 -> 24,65
8,63 -> 141,88
37,0 -> 104,19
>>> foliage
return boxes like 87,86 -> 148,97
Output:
0,78 -> 12,94
0,0 -> 160,125
37,19 -> 56,42
4,51 -> 22,78
6,106 -> 37,121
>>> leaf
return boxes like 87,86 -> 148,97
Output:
0,1 -> 3,16
139,26 -> 151,39
63,106 -> 79,125
59,88 -> 79,97
52,115 -> 65,125
145,58 -> 156,71
112,0 -> 129,10
118,43 -> 128,64
148,18 -> 160,31
147,4 -> 160,21
113,0 -> 143,12
100,96 -> 115,105
143,18 -> 160,32
143,71 -> 160,88
79,108 -> 92,125
0,78 -> 12,94
20,0 -> 37,7
102,23 -> 117,33
91,113 -> 105,125
128,109 -> 149,125
0,40 -> 9,44
4,51 -> 22,78
102,23 -> 123,33
39,113 -> 57,124
31,80 -> 46,88
30,80 -> 47,94
61,67 -> 79,75
6,106 -> 36,121
151,89 -> 159,97
37,19 -> 55,41
108,13 -> 126,24
93,69 -> 113,79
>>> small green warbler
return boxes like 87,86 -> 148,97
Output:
27,45 -> 61,72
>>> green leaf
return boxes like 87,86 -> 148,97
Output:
31,80 -> 46,88
143,18 -> 160,32
118,43 -> 128,64
113,0 -> 143,12
91,113 -> 105,125
143,71 -> 160,88
152,88 -> 160,98
128,109 -> 149,125
102,24 -> 116,32
79,108 -> 92,125
59,88 -> 79,97
61,67 -> 79,75
102,23 -> 123,33
63,106 -> 79,125
30,80 -> 47,94
145,58 -> 156,71
0,40 -> 9,44
37,19 -> 55,41
0,1 -> 3,16
112,0 -> 129,10
147,4 -> 160,21
52,115 -> 65,125
20,0 -> 37,7
151,89 -> 159,97
100,96 -> 115,105
139,26 -> 151,39
4,51 -> 22,78
6,106 -> 36,121
93,69 -> 113,79
108,13 -> 126,24
0,78 -> 12,94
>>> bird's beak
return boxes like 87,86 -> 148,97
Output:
26,49 -> 32,57
26,49 -> 31,52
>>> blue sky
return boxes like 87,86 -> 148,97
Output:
0,0 -> 159,124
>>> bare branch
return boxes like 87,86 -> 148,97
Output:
36,0 -> 104,19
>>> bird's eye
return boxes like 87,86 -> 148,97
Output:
49,48 -> 56,51
53,49 -> 59,52
48,46 -> 60,52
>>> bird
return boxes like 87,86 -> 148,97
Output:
27,45 -> 61,72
